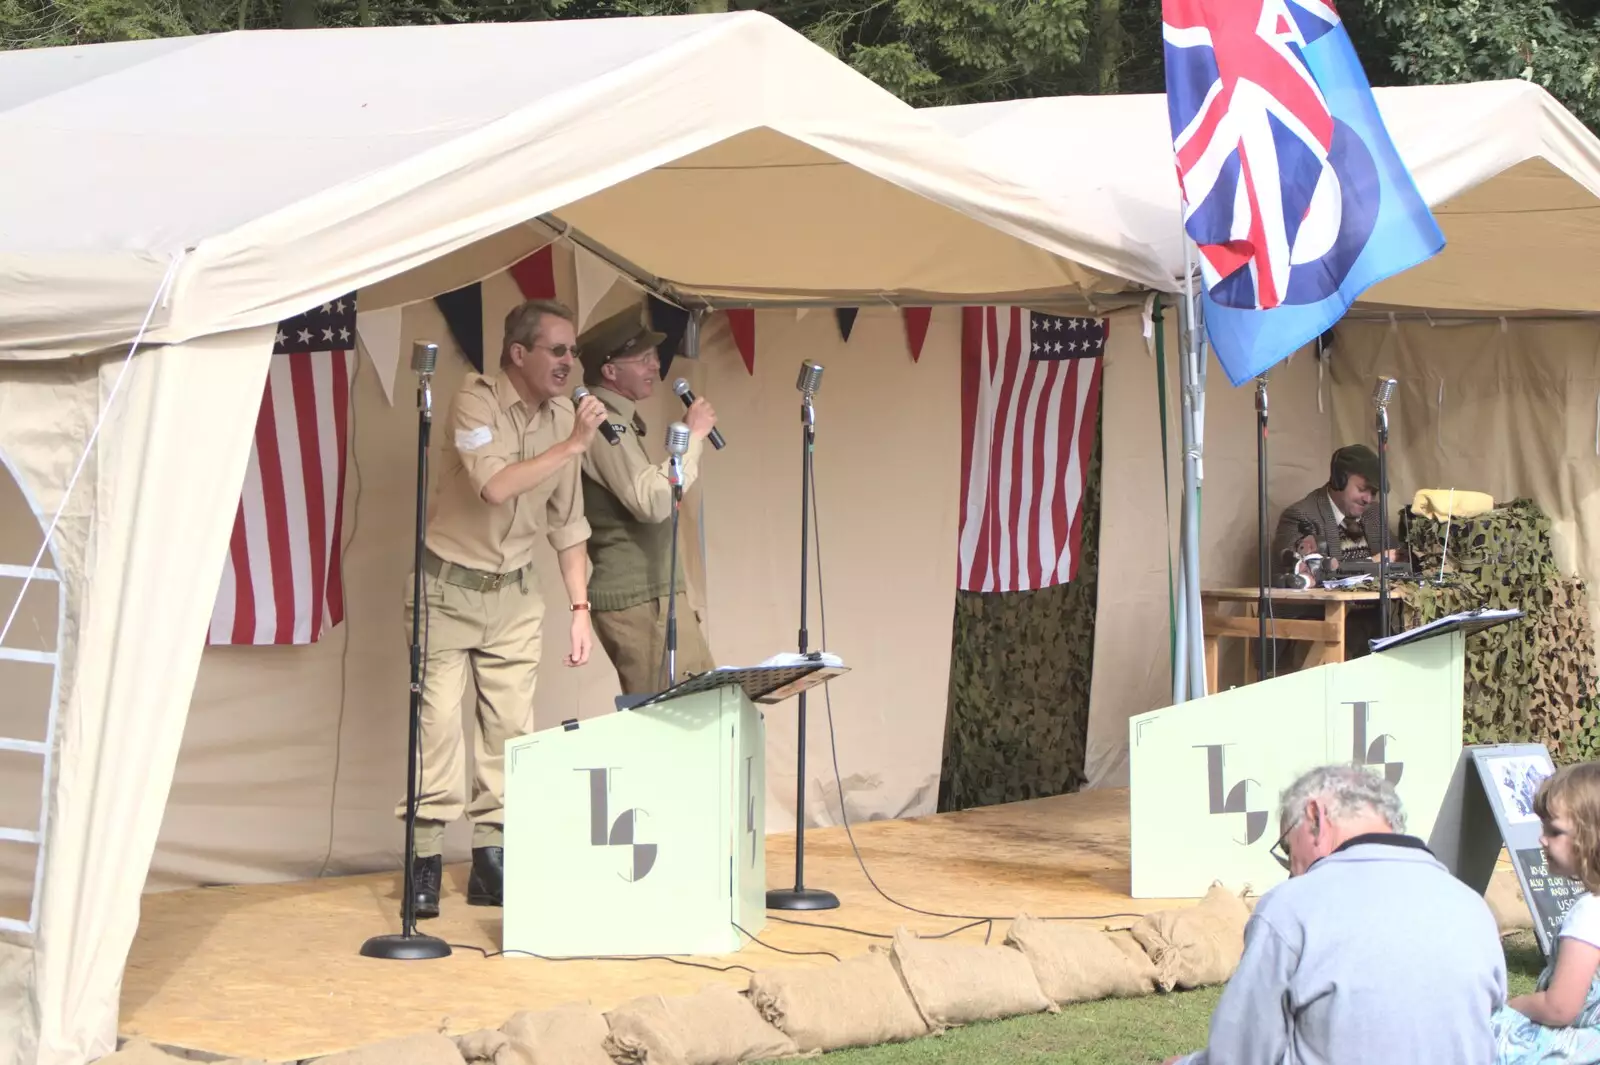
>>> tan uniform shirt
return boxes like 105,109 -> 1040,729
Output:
425,371 -> 591,574
581,386 -> 704,522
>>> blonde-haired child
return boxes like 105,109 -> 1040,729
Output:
1495,761 -> 1600,1063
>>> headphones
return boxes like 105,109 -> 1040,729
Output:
1329,453 -> 1352,491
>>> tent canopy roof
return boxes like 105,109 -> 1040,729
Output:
0,12 -> 1169,357
927,80 -> 1600,316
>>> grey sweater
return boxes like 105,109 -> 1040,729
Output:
1180,837 -> 1507,1065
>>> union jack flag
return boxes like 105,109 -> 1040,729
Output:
1162,0 -> 1444,384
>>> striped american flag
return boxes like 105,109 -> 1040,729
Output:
209,295 -> 356,645
957,306 -> 1104,593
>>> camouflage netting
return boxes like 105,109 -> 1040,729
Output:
937,407 -> 1102,813
1400,498 -> 1600,764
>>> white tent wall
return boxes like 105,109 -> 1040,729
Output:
1084,319 -> 1331,788
147,258 -> 967,892
0,330 -> 274,1065
1327,317 -> 1600,641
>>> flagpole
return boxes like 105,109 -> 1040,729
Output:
1177,240 -> 1208,701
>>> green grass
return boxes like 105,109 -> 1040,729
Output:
760,932 -> 1547,1065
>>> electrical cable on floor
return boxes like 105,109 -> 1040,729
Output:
799,447 -> 1146,930
446,940 -> 759,973
734,922 -> 839,962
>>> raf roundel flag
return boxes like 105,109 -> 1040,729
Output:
1162,0 -> 1445,385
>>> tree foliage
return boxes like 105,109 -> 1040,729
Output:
1352,0 -> 1600,130
2,0 -> 1597,132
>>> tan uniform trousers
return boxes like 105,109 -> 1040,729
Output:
397,560 -> 544,856
593,592 -> 715,696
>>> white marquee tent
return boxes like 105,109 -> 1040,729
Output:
927,79 -> 1600,787
0,12 -> 1177,1065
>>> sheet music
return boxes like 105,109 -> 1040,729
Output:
1369,608 -> 1523,652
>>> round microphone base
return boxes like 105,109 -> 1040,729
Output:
766,886 -> 840,912
359,931 -> 453,960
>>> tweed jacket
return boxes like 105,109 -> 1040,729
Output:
1271,486 -> 1392,580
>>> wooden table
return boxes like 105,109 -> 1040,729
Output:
1200,586 -> 1400,694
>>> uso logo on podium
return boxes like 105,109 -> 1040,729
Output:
578,767 -> 657,882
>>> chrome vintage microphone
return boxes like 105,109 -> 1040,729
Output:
660,421 -> 691,692
1373,377 -> 1397,638
770,358 -> 837,912
672,378 -> 725,450
665,421 -> 690,491
363,341 -> 450,961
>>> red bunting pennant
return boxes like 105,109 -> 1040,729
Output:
509,245 -> 557,300
727,309 -> 756,375
903,307 -> 932,362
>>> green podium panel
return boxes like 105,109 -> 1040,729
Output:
1129,630 -> 1465,898
503,683 -> 766,957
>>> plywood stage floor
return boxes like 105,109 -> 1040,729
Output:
122,787 -> 1182,1063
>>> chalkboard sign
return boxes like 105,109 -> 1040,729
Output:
1466,744 -> 1578,958
1515,845 -> 1582,951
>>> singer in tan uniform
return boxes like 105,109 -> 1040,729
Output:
576,307 -> 718,695
400,298 -> 606,919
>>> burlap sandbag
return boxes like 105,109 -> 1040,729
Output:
888,927 -> 1055,1031
1129,884 -> 1252,991
501,1002 -> 613,1065
1004,915 -> 1157,1004
456,1028 -> 534,1065
747,949 -> 927,1051
602,986 -> 799,1065
311,1033 -> 468,1065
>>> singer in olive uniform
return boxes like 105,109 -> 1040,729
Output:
400,298 -> 607,919
576,307 -> 718,695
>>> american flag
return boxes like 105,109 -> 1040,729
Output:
957,307 -> 1104,593
209,295 -> 357,645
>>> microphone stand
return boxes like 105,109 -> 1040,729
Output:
664,460 -> 683,690
768,372 -> 838,911
1377,397 -> 1392,638
1255,375 -> 1270,682
362,346 -> 450,961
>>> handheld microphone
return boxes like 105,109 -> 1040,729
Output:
665,421 -> 690,488
572,386 -> 620,446
411,342 -> 438,375
796,360 -> 824,397
672,378 -> 725,450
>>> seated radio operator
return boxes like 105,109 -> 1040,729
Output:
1272,444 -> 1398,588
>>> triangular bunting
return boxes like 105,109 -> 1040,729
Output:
434,283 -> 484,373
835,307 -> 858,342
509,245 -> 557,301
575,245 -> 624,331
648,297 -> 691,378
903,307 -> 932,362
727,309 -> 756,375
355,306 -> 404,406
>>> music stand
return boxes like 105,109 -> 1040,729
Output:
627,660 -> 849,709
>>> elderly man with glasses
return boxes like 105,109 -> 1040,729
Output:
1166,764 -> 1507,1065
574,306 -> 719,697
